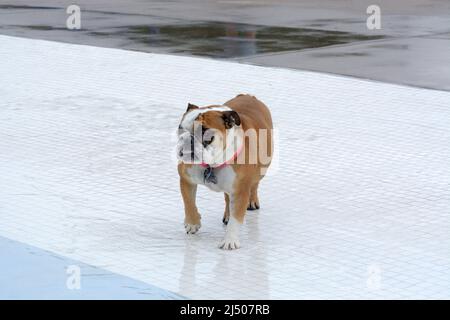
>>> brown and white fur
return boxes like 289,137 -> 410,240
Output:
177,94 -> 273,250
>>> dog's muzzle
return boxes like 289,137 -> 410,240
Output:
177,132 -> 198,163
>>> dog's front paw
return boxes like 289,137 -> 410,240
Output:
218,236 -> 241,250
185,223 -> 201,234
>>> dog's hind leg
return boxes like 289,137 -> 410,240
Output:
247,182 -> 260,210
223,193 -> 230,225
219,184 -> 250,250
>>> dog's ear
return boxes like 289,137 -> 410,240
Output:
222,110 -> 241,129
186,103 -> 199,112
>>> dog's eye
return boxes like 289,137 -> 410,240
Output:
202,136 -> 214,147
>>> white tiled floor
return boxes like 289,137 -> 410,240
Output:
1,35 -> 450,299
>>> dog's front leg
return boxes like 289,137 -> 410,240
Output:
180,177 -> 201,234
219,187 -> 249,250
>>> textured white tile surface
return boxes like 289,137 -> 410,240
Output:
1,35 -> 450,299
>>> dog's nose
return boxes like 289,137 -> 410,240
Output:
179,150 -> 183,157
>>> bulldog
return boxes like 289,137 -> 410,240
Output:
177,94 -> 273,250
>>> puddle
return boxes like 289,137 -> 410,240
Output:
0,4 -> 60,10
0,5 -> 383,59
95,22 -> 384,58
16,25 -> 59,31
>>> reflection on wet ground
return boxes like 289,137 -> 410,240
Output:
0,4 -> 60,10
90,23 -> 384,58
0,4 -> 383,59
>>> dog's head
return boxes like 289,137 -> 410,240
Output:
177,103 -> 241,165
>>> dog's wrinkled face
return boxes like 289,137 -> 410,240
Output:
177,103 -> 240,165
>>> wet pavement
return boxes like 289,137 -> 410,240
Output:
92,23 -> 383,58
0,3 -> 384,58
240,37 -> 450,91
0,0 -> 449,90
